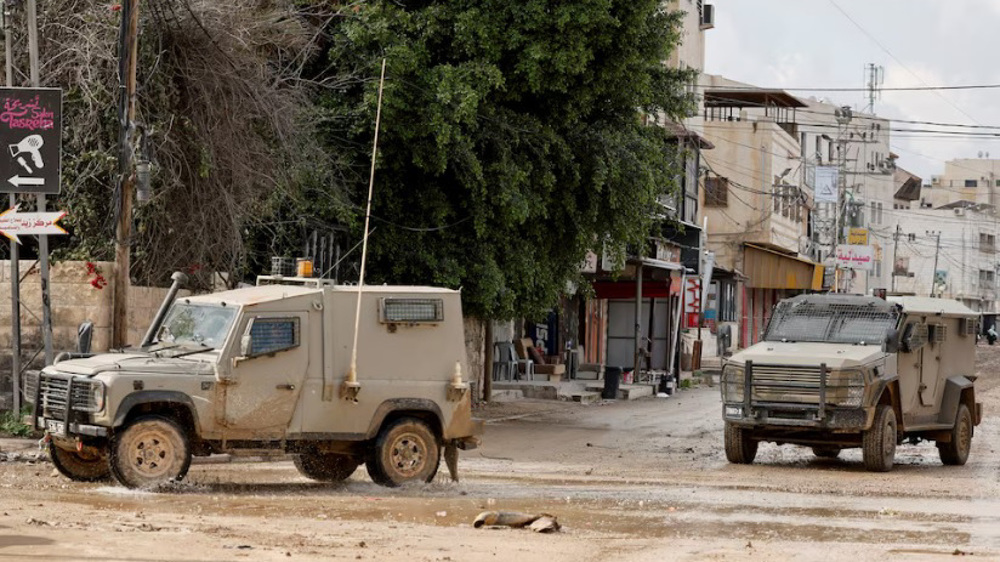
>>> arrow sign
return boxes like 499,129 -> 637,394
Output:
0,205 -> 67,244
7,175 -> 45,188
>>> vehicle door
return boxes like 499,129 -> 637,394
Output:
221,312 -> 309,439
918,322 -> 944,407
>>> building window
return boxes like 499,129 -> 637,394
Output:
980,269 -> 995,288
908,233 -> 916,242
705,176 -> 728,207
870,201 -> 876,224
995,179 -> 1000,188
966,179 -> 978,188
877,202 -> 883,224
980,233 -> 996,253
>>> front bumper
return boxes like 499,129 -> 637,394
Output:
723,402 -> 868,431
32,417 -> 108,438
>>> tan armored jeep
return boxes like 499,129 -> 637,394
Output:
721,294 -> 982,472
24,274 -> 481,488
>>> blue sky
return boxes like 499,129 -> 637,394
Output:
703,0 -> 1000,181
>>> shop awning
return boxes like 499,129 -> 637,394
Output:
744,244 -> 823,291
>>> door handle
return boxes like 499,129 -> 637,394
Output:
276,384 -> 295,391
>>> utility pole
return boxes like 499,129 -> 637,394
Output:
112,0 -> 139,349
25,0 -> 52,368
929,231 -> 941,298
3,3 -> 19,415
891,224 -> 900,293
834,106 -> 853,293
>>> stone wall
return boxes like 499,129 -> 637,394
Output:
0,260 -> 180,409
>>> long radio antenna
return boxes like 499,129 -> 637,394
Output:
343,58 -> 387,401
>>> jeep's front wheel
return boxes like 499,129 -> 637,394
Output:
938,404 -> 973,466
49,442 -> 110,482
110,415 -> 192,489
724,422 -> 758,464
862,405 -> 897,472
367,417 -> 440,487
294,453 -> 360,482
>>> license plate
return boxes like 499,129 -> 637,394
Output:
725,406 -> 742,417
45,420 -> 65,434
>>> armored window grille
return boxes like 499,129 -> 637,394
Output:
380,298 -> 444,323
249,317 -> 300,356
960,318 -> 978,337
928,323 -> 947,344
765,300 -> 900,345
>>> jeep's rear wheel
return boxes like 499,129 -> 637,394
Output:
367,417 -> 440,487
49,442 -> 110,482
938,404 -> 973,466
812,446 -> 841,459
110,415 -> 191,489
862,405 -> 897,472
294,453 -> 360,482
724,422 -> 758,464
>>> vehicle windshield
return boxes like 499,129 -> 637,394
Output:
764,300 -> 899,345
157,303 -> 237,350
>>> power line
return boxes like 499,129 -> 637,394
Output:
825,0 -> 982,126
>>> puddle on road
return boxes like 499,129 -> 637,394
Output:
0,535 -> 54,549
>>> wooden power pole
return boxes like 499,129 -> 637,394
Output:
112,0 -> 139,348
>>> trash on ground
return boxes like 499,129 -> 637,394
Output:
473,511 -> 561,533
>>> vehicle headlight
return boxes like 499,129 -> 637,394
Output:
721,363 -> 745,403
832,369 -> 865,408
71,379 -> 105,413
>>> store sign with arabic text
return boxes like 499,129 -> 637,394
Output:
834,244 -> 875,271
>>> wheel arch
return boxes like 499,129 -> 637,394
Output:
874,377 -> 903,432
938,376 -> 979,426
112,391 -> 200,438
366,399 -> 444,442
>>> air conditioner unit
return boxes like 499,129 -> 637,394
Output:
931,175 -> 942,187
700,4 -> 715,29
955,208 -> 965,216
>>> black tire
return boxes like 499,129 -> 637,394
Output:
49,442 -> 110,482
812,447 -> 841,459
366,417 -> 441,487
938,404 -> 973,466
110,415 -> 192,489
862,405 -> 897,472
294,453 -> 360,482
724,422 -> 758,464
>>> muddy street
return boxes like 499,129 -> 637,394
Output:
3,348 -> 1000,561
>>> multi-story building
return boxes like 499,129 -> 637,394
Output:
891,203 -> 999,313
922,158 -> 1000,210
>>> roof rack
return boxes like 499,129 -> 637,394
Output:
256,275 -> 338,288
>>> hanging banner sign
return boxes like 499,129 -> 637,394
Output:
0,88 -> 62,194
835,244 -> 875,271
814,166 -> 839,203
848,227 -> 868,245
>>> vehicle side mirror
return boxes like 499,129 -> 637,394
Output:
882,328 -> 899,354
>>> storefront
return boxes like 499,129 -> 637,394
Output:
741,243 -> 825,347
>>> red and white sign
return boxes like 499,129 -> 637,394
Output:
0,205 -> 67,244
684,278 -> 701,328
835,244 -> 875,271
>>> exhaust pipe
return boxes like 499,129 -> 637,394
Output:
141,271 -> 188,348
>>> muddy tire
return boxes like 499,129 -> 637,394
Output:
724,422 -> 758,464
49,442 -> 110,482
938,404 -> 973,466
110,415 -> 191,489
862,405 -> 897,472
366,417 -> 440,487
294,453 -> 360,482
811,447 -> 841,459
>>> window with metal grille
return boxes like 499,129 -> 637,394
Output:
249,317 -> 300,356
380,298 -> 444,323
764,300 -> 899,344
928,323 -> 947,344
705,176 -> 728,207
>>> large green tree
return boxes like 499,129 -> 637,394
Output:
324,0 -> 694,319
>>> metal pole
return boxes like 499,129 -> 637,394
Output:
891,224 -> 900,292
25,0 -> 51,367
3,4 -> 20,414
930,231 -> 941,298
633,262 -> 643,377
112,0 -> 139,349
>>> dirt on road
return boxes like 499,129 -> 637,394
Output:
3,347 -> 1000,561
